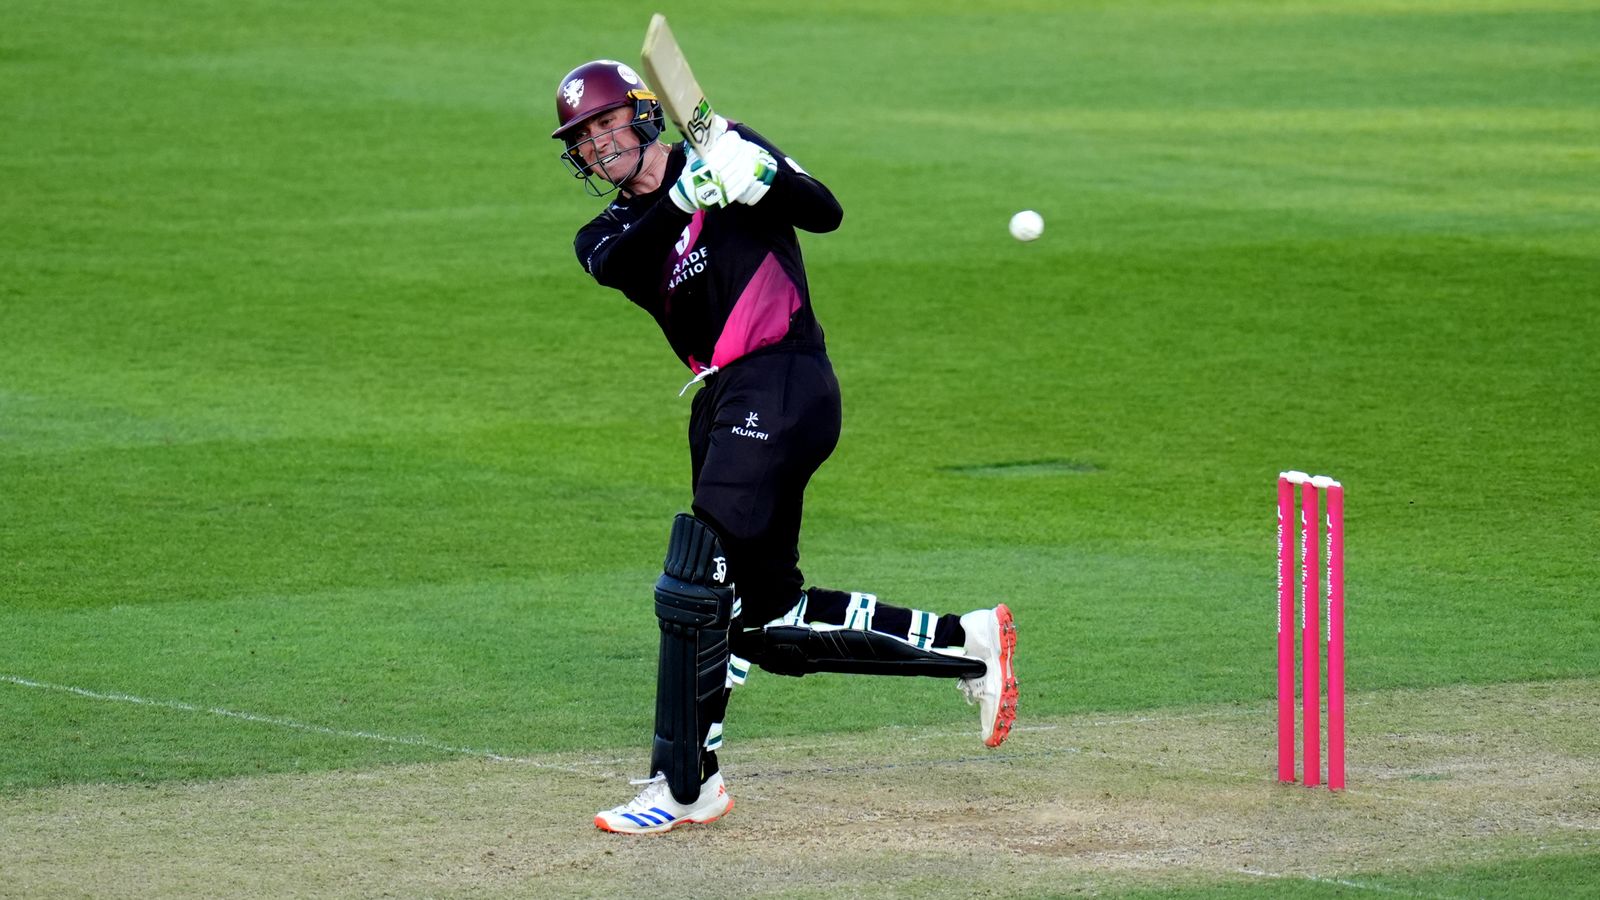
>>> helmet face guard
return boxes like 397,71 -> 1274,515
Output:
552,61 -> 665,196
556,90 -> 665,197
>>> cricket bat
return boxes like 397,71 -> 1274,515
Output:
639,13 -> 727,157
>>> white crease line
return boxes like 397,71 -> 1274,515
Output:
1237,867 -> 1455,899
1082,708 -> 1260,727
19,670 -> 1591,830
0,672 -> 1256,784
0,674 -> 593,774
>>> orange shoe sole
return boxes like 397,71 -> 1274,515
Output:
986,603 -> 1018,748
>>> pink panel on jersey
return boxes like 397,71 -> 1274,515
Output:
709,252 -> 800,370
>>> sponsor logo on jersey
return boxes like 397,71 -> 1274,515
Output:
665,212 -> 708,294
669,247 -> 709,290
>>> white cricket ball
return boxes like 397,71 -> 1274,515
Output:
1009,209 -> 1044,242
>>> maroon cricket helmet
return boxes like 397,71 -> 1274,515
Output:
550,59 -> 664,144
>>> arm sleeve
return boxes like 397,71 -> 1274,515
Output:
733,125 -> 843,234
575,199 -> 694,293
761,166 -> 843,234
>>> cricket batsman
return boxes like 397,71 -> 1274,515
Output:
550,59 -> 1019,834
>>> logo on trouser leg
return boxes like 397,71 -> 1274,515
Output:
732,411 -> 769,441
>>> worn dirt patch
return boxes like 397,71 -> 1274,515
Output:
3,680 -> 1596,898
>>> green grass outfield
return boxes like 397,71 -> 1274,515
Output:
3,0 -> 1597,895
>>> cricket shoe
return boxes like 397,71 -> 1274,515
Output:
957,604 -> 1018,748
594,772 -> 733,835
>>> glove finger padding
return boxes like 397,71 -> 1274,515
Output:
704,132 -> 777,206
669,152 -> 732,213
736,146 -> 777,205
704,132 -> 756,204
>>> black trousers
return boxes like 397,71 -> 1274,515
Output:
688,346 -> 841,627
682,349 -> 970,784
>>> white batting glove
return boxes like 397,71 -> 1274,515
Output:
705,132 -> 778,206
669,148 -> 733,213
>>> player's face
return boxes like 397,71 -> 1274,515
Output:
567,107 -> 643,184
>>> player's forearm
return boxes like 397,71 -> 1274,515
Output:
587,200 -> 693,289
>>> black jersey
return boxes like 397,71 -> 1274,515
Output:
573,124 -> 842,377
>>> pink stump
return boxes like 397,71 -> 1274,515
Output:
1300,481 -> 1321,788
1327,483 -> 1346,790
1277,475 -> 1295,782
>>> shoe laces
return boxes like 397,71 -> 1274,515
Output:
620,773 -> 673,812
958,675 -> 984,705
